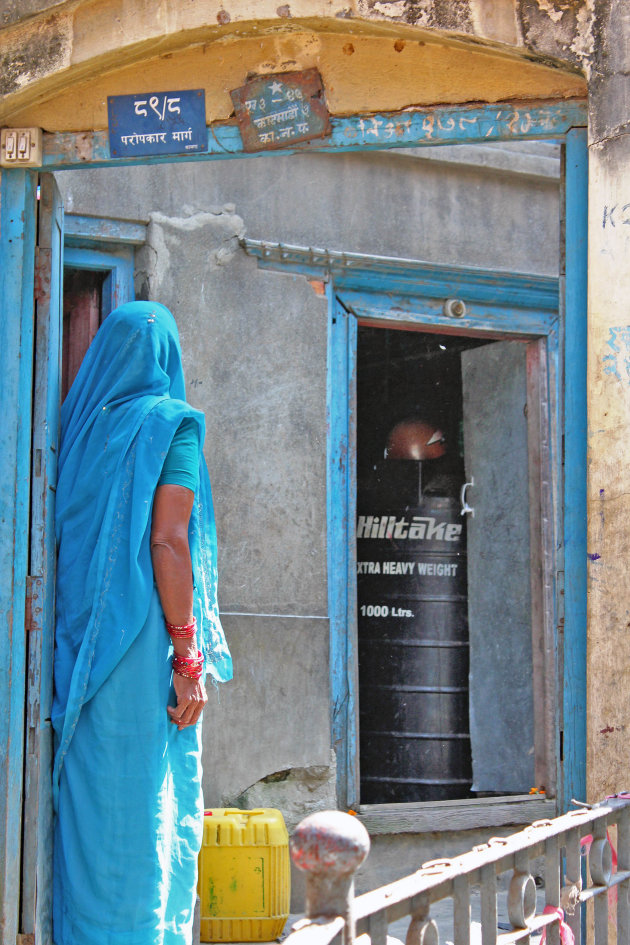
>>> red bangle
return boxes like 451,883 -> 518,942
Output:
173,665 -> 203,680
172,650 -> 204,680
166,616 -> 197,638
173,654 -> 203,666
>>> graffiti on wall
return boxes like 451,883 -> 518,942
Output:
338,103 -> 581,146
603,327 -> 630,384
602,204 -> 630,228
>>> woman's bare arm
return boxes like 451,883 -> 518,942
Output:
151,484 -> 207,728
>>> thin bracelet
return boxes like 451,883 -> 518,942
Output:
166,616 -> 197,638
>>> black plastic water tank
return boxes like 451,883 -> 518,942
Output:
357,495 -> 472,803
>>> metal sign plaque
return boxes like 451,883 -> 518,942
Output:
230,69 -> 331,152
107,89 -> 207,158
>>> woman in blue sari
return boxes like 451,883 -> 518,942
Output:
53,301 -> 232,945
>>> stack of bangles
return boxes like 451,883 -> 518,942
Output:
166,617 -> 204,680
171,651 -> 204,680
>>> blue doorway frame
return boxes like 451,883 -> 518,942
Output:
0,100 -> 588,937
327,266 -> 562,817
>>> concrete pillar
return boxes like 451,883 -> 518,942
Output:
586,1 -> 630,800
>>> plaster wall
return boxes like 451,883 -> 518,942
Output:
130,202 -> 330,619
585,0 -> 630,803
2,24 -> 585,132
57,146 -> 560,272
124,202 -> 331,797
0,2 -> 587,131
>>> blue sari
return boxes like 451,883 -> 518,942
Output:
53,302 -> 232,945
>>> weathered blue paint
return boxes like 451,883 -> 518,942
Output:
562,128 -> 588,810
327,101 -> 585,151
343,297 -> 556,338
327,289 -> 357,807
64,245 -> 135,314
346,310 -> 359,808
0,167 -> 37,942
41,100 -> 587,171
250,231 -> 571,808
322,259 -> 562,807
64,214 -> 146,246
21,174 -> 64,942
602,325 -> 630,384
64,214 -> 142,315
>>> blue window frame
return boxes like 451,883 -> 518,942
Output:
64,214 -> 145,314
64,245 -> 134,317
327,264 -> 563,821
61,215 -> 144,394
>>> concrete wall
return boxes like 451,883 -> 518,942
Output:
131,202 -> 332,809
57,146 -> 560,272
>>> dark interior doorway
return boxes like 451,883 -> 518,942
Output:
62,268 -> 106,399
356,325 -> 538,804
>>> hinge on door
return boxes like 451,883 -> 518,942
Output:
24,576 -> 42,634
33,246 -> 52,306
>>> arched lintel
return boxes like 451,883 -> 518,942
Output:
1,7 -> 586,133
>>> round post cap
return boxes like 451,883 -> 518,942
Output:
290,811 -> 370,876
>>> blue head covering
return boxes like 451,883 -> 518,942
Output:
53,301 -> 232,801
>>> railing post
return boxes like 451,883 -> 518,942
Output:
290,811 -> 370,945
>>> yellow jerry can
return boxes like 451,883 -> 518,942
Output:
198,808 -> 290,942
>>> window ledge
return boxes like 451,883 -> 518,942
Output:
356,795 -> 557,835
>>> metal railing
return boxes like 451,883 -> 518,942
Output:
286,798 -> 630,945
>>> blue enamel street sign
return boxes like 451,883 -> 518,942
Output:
107,89 -> 207,158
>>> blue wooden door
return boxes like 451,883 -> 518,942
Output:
21,173 -> 64,944
0,167 -> 38,945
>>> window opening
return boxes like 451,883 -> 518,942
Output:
356,325 -> 541,804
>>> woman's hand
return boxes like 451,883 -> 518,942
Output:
168,674 -> 208,730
